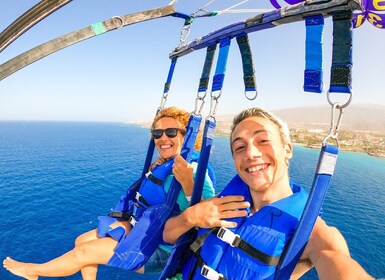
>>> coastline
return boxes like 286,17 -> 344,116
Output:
131,121 -> 385,159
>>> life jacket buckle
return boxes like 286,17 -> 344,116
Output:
217,227 -> 241,247
201,264 -> 224,280
129,216 -> 138,227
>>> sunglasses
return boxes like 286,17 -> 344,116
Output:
151,128 -> 185,139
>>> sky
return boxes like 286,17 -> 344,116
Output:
0,0 -> 384,123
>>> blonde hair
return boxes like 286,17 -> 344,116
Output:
151,106 -> 202,150
230,107 -> 291,149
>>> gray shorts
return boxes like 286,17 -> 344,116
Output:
143,247 -> 171,274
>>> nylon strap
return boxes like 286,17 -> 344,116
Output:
190,119 -> 216,205
164,57 -> 178,94
170,0 -> 361,59
304,15 -> 324,93
164,115 -> 202,206
212,38 -> 231,92
198,45 -> 217,93
0,5 -> 176,81
0,0 -> 73,53
274,144 -> 339,279
191,227 -> 280,266
329,10 -> 353,94
236,34 -> 257,92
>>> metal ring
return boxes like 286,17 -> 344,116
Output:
112,16 -> 124,29
327,90 -> 353,109
244,89 -> 258,101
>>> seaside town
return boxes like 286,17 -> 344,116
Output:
215,120 -> 385,158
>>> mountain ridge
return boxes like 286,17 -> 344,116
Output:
216,104 -> 385,134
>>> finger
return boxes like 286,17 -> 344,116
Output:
217,195 -> 245,204
219,220 -> 238,229
220,209 -> 248,220
220,201 -> 250,212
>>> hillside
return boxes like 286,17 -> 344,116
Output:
215,104 -> 385,158
216,104 -> 385,134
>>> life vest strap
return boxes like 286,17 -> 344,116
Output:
191,227 -> 280,266
135,191 -> 151,207
201,263 -> 226,280
145,170 -> 163,186
108,211 -> 131,220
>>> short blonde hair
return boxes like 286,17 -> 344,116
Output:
151,106 -> 202,150
230,107 -> 291,149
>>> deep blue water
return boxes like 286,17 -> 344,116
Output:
0,121 -> 384,280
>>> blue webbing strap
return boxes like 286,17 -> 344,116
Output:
236,34 -> 257,93
190,118 -> 216,205
165,114 -> 202,205
304,15 -> 324,93
198,44 -> 217,93
212,37 -> 231,92
274,144 -> 339,279
106,114 -> 202,270
164,57 -> 178,94
329,10 -> 353,94
160,118 -> 217,280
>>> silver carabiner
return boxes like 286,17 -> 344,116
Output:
323,102 -> 344,147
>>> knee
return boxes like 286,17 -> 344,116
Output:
72,242 -> 92,261
74,233 -> 86,246
74,229 -> 98,246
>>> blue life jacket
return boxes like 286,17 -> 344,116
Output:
183,175 -> 308,280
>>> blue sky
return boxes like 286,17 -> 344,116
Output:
0,0 -> 384,122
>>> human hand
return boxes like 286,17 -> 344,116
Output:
172,155 -> 194,196
149,156 -> 167,171
186,195 -> 249,229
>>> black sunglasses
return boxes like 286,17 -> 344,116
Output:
151,128 -> 185,139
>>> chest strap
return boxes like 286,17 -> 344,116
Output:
195,255 -> 226,280
191,227 -> 280,266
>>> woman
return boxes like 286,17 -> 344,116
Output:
3,106 -> 215,280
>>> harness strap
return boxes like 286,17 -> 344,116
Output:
196,256 -> 226,280
198,44 -> 217,93
236,34 -> 257,94
0,5 -> 177,81
190,227 -> 280,266
304,15 -> 324,93
0,0 -> 72,52
164,57 -> 178,94
212,37 -> 231,92
329,10 -> 353,93
108,211 -> 132,220
274,144 -> 339,279
145,171 -> 163,186
135,191 -> 151,207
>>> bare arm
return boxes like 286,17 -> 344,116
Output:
297,218 -> 373,280
314,250 -> 374,280
163,196 -> 249,244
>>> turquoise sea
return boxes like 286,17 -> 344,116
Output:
0,121 -> 384,279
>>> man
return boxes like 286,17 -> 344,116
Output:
163,107 -> 373,279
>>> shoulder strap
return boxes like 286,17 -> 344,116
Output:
274,144 -> 339,279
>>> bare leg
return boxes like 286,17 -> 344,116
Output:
76,229 -> 100,280
3,237 -> 118,279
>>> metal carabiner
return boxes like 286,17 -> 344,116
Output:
322,102 -> 344,147
193,95 -> 206,116
207,95 -> 219,121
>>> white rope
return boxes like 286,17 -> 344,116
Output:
217,8 -> 274,14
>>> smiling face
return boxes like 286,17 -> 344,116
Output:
231,116 -> 293,200
153,117 -> 185,160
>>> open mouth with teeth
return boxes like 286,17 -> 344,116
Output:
247,164 -> 269,173
160,144 -> 172,150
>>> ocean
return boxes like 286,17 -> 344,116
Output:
0,121 -> 384,280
